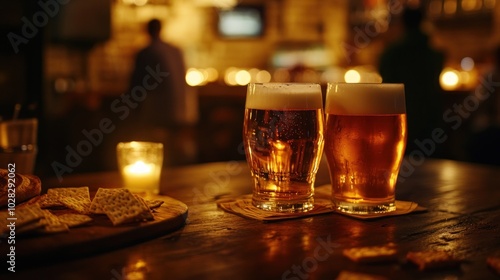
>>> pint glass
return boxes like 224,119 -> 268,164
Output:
324,83 -> 407,214
243,83 -> 324,212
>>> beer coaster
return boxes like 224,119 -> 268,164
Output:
217,185 -> 426,222
216,194 -> 335,222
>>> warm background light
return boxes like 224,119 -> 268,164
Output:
444,0 -> 458,14
205,68 -> 219,82
440,68 -> 460,90
224,67 -> 238,86
460,57 -> 475,71
255,70 -> 271,83
344,69 -> 361,83
235,70 -> 251,85
186,68 -> 205,86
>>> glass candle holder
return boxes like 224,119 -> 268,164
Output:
0,118 -> 38,174
116,141 -> 163,195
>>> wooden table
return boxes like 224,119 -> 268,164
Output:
5,157 -> 500,279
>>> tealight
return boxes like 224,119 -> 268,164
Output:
116,141 -> 163,195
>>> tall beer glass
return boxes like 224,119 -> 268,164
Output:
243,83 -> 324,212
324,83 -> 407,214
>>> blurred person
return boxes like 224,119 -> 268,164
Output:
378,7 -> 445,157
123,18 -> 197,166
129,18 -> 187,127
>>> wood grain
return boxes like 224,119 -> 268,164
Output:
4,159 -> 500,279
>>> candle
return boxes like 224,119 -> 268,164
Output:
122,160 -> 160,194
116,141 -> 163,195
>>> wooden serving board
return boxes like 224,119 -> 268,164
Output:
2,195 -> 188,263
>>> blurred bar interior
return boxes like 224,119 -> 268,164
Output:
1,0 -> 500,176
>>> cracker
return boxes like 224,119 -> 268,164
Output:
342,244 -> 398,263
57,213 -> 93,227
100,189 -> 153,225
19,209 -> 69,235
38,193 -> 64,209
336,271 -> 388,280
406,250 -> 461,271
59,196 -> 91,214
134,195 -> 155,221
47,187 -> 91,214
16,203 -> 46,225
18,194 -> 43,207
45,187 -> 91,209
487,256 -> 500,274
89,188 -> 119,214
0,203 -> 45,234
145,199 -> 164,210
38,210 -> 69,234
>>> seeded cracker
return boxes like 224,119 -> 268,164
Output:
406,250 -> 461,271
342,244 -> 398,263
57,213 -> 93,228
100,189 -> 153,225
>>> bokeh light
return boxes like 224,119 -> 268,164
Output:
460,57 -> 475,71
224,67 -> 238,86
235,70 -> 251,85
255,70 -> 271,83
440,68 -> 460,90
185,68 -> 205,86
344,69 -> 361,83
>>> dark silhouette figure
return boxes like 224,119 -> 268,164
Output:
378,7 -> 444,156
129,19 -> 188,128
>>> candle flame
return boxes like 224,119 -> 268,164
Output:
128,161 -> 153,174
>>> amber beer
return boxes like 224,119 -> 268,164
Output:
243,83 -> 324,212
324,83 -> 407,214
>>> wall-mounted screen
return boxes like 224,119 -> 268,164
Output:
217,5 -> 264,38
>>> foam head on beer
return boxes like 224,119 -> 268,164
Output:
246,83 -> 323,110
325,83 -> 406,115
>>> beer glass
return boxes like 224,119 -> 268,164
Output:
243,83 -> 324,212
324,83 -> 407,214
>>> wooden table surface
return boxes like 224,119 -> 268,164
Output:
5,157 -> 500,280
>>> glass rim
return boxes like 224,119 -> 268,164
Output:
326,82 -> 404,89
